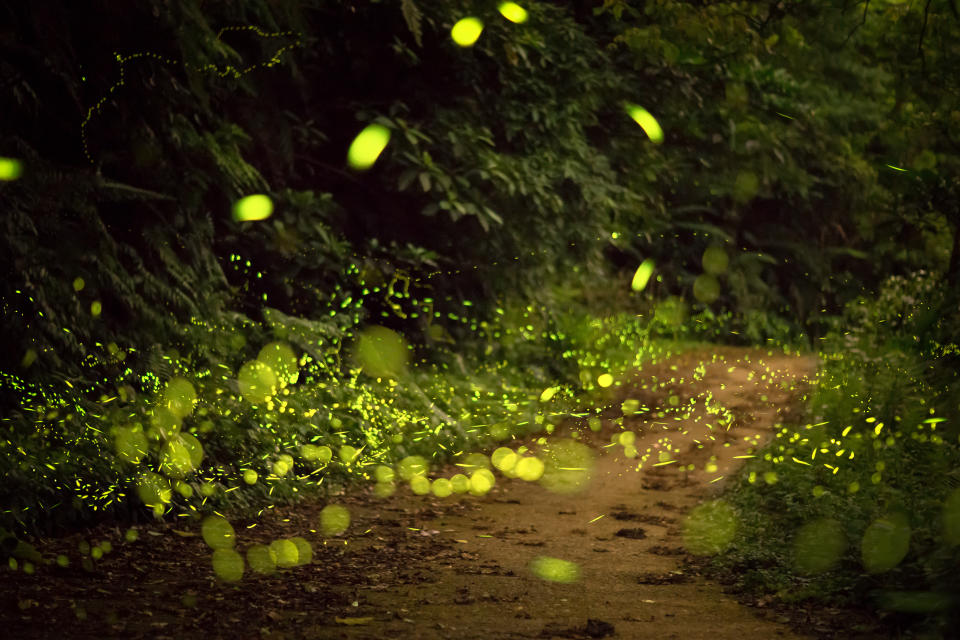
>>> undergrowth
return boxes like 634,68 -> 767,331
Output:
707,270 -> 960,639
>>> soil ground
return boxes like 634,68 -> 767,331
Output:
5,345 -> 880,640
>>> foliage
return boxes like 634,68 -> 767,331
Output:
2,1 -> 960,635
710,269 -> 960,638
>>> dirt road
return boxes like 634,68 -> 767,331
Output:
3,345 -> 820,640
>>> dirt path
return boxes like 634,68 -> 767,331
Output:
3,346 -> 819,640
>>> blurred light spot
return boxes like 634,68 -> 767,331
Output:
354,325 -> 409,379
861,512 -> 910,573
201,515 -> 236,550
631,259 -> 655,291
693,274 -> 720,303
451,17 -> 483,46
792,518 -> 846,574
320,504 -> 351,536
290,537 -> 313,565
212,548 -> 244,582
625,104 -> 663,143
246,544 -> 277,574
347,124 -> 391,170
431,478 -> 453,497
683,499 -> 737,555
0,157 -> 23,181
530,556 -> 580,583
232,194 -> 273,222
498,2 -> 528,23
162,377 -> 197,418
701,246 -> 729,274
515,456 -> 544,481
539,439 -> 594,494
270,539 -> 299,568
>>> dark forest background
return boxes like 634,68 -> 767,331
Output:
3,0 -> 960,635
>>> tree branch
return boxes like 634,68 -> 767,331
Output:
840,0 -> 870,48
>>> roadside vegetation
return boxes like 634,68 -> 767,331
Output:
2,1 -> 959,637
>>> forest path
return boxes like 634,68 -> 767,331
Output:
3,345 -> 820,640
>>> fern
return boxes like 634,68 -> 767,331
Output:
401,0 -> 423,47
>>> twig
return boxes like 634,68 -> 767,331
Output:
840,0 -> 870,48
918,0 -> 933,77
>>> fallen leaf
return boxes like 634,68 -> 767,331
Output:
335,616 -> 373,625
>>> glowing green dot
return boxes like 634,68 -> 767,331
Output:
56,555 -> 69,568
0,157 -> 23,181
625,104 -> 663,143
346,124 -> 391,170
597,373 -> 614,388
73,277 -> 85,292
90,301 -> 102,317
498,2 -> 528,23
243,469 -> 258,485
232,194 -> 273,222
631,259 -> 655,292
124,528 -> 138,543
451,17 -> 484,47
